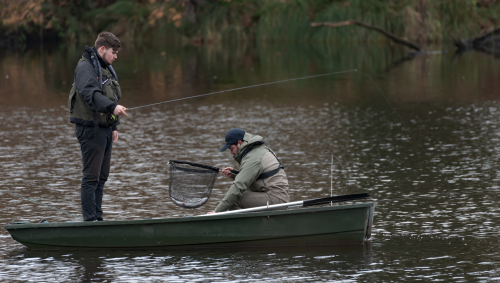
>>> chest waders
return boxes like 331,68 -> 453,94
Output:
68,52 -> 121,139
240,141 -> 285,180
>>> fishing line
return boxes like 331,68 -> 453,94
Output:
330,154 -> 350,204
360,71 -> 460,197
322,72 -> 483,210
333,155 -> 348,180
8,70 -> 357,218
330,155 -> 333,205
327,71 -> 450,198
360,71 -> 426,152
330,154 -> 348,197
126,69 -> 358,111
0,188 -> 82,220
320,72 -> 421,198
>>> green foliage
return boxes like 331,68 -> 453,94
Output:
311,0 -> 410,42
185,0 -> 499,43
175,0 -> 261,41
1,0 -> 499,44
435,0 -> 499,39
256,0 -> 313,42
42,0 -> 96,39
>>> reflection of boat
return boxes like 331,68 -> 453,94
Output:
4,202 -> 375,250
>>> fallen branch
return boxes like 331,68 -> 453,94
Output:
455,27 -> 500,56
310,20 -> 421,52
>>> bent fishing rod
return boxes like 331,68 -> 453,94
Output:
123,69 -> 358,111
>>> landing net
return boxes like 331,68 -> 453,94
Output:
168,160 -> 219,208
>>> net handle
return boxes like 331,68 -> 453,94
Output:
169,160 -> 220,173
168,160 -> 240,174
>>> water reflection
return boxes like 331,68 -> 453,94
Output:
4,237 -> 499,281
1,41 -> 498,109
6,244 -> 371,282
0,41 -> 499,281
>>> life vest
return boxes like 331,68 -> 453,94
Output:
68,57 -> 122,127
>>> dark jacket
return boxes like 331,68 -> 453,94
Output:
71,46 -> 118,129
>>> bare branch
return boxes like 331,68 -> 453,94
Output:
311,20 -> 421,52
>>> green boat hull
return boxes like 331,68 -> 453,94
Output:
4,202 -> 375,250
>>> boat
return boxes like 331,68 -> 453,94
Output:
3,201 -> 375,250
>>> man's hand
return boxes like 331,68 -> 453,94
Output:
206,211 -> 216,214
112,130 -> 118,143
220,167 -> 234,178
113,105 -> 129,117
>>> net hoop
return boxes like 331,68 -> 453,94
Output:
169,160 -> 220,172
168,160 -> 220,209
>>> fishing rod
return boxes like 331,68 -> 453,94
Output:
125,69 -> 358,111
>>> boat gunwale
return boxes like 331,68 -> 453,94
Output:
4,202 -> 375,230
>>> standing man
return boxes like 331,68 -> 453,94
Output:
208,129 -> 290,214
68,31 -> 128,221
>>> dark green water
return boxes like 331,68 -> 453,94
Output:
0,40 -> 499,282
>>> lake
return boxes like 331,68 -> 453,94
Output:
0,40 -> 499,282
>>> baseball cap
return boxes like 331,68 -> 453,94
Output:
220,128 -> 245,151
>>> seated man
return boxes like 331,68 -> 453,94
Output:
208,128 -> 289,213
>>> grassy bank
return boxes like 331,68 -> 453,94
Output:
1,0 -> 499,47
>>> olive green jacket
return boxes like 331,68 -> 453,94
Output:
215,133 -> 290,212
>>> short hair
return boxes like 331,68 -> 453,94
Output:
94,31 -> 121,51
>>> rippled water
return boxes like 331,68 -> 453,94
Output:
1,41 -> 499,281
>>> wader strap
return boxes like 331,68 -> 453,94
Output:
90,51 -> 103,86
108,65 -> 118,82
70,83 -> 76,112
256,163 -> 284,180
240,141 -> 285,179
254,144 -> 285,180
256,146 -> 284,180
240,141 -> 265,159
265,145 -> 285,169
89,49 -> 102,140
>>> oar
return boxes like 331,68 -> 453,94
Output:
200,193 -> 370,216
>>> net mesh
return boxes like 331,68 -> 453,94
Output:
168,160 -> 219,208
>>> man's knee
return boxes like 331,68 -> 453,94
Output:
232,191 -> 289,210
235,192 -> 270,208
82,169 -> 101,183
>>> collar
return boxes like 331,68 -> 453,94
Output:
83,46 -> 108,68
233,140 -> 265,163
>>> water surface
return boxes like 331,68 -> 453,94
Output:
0,41 -> 499,281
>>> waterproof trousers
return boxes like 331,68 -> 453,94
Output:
230,190 -> 287,211
75,124 -> 113,221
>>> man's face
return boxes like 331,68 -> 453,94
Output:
99,47 -> 118,65
229,142 -> 241,156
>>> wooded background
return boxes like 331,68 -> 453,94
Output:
1,0 -> 499,46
